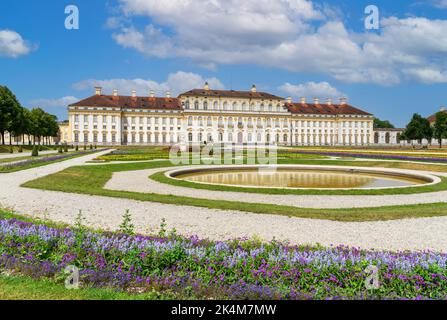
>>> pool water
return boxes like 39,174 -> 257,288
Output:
175,169 -> 427,189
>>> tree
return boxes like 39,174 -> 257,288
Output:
0,86 -> 20,145
433,111 -> 447,148
403,113 -> 433,145
374,118 -> 395,129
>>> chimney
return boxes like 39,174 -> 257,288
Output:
286,97 -> 292,104
113,89 -> 118,97
441,106 -> 446,112
166,90 -> 171,98
300,97 -> 306,104
204,82 -> 210,91
131,90 -> 137,98
149,90 -> 155,98
326,98 -> 332,105
339,97 -> 347,105
313,97 -> 320,105
251,84 -> 257,93
95,87 -> 102,96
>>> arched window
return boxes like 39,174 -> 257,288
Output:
188,116 -> 193,126
188,132 -> 193,142
268,104 -> 272,112
213,101 -> 218,110
203,101 -> 208,110
207,116 -> 212,126
242,103 -> 247,111
223,102 -> 228,111
185,100 -> 190,109
260,104 -> 265,112
194,101 -> 199,110
250,104 -> 254,112
232,102 -> 237,111
198,116 -> 203,126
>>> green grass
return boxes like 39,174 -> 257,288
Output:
0,274 -> 165,300
151,170 -> 447,196
21,160 -> 447,221
0,145 -> 56,154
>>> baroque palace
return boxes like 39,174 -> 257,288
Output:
66,83 -> 376,146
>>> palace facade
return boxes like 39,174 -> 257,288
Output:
67,84 -> 375,146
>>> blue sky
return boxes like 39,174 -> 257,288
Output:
0,0 -> 446,127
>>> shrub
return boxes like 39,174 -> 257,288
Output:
18,146 -> 23,153
89,144 -> 93,150
31,145 -> 39,157
58,146 -> 63,154
38,145 -> 43,151
75,145 -> 79,151
83,145 -> 87,151
9,146 -> 13,153
63,143 -> 68,153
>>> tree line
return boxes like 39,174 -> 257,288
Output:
376,111 -> 447,148
0,86 -> 59,145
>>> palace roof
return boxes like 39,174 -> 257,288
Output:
179,89 -> 284,100
69,95 -> 182,110
285,102 -> 372,116
427,109 -> 447,123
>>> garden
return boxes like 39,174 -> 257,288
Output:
1,209 -> 447,300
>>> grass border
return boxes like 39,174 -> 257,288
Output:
150,170 -> 447,196
20,161 -> 447,222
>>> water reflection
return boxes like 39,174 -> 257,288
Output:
176,169 -> 425,189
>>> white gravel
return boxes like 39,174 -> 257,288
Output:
1,152 -> 447,251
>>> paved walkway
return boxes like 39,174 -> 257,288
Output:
104,165 -> 446,209
1,153 -> 447,251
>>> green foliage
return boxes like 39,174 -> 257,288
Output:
374,118 -> 395,129
83,145 -> 87,151
75,145 -> 79,151
9,146 -> 13,153
158,218 -> 168,238
18,145 -> 23,153
403,113 -> 433,143
433,112 -> 447,147
58,146 -> 63,154
89,144 -> 93,150
63,143 -> 68,153
31,145 -> 39,157
119,209 -> 135,235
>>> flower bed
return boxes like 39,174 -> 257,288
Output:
0,151 -> 96,172
1,217 -> 447,300
295,151 -> 447,163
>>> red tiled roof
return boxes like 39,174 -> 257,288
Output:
427,110 -> 447,123
180,89 -> 284,100
69,95 -> 182,110
285,103 -> 372,116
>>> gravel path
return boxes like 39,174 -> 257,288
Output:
104,165 -> 446,209
2,153 -> 447,251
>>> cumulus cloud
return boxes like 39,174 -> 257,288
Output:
30,96 -> 80,108
279,81 -> 344,99
108,0 -> 447,86
403,68 -> 447,84
0,30 -> 33,58
72,71 -> 225,96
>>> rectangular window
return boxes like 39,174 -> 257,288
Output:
74,133 -> 79,142
74,114 -> 79,122
84,133 -> 88,142
111,134 -> 116,143
93,134 -> 98,143
84,115 -> 88,122
102,133 -> 107,143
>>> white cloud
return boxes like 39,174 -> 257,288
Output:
109,1 -> 447,86
30,96 -> 80,108
404,68 -> 447,84
433,0 -> 447,9
72,71 -> 225,96
0,30 -> 33,58
279,81 -> 344,99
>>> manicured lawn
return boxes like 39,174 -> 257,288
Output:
21,159 -> 447,221
0,274 -> 162,300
